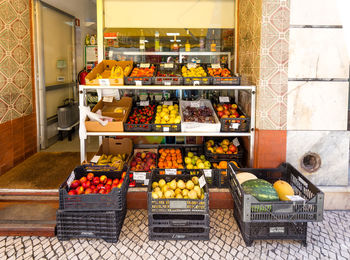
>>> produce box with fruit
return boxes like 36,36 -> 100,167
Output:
181,64 -> 211,85
85,60 -> 133,86
207,64 -> 240,85
211,160 -> 240,188
153,101 -> 181,132
59,165 -> 129,211
157,146 -> 184,175
129,147 -> 158,187
213,102 -> 250,132
85,97 -> 133,132
154,63 -> 183,85
125,63 -> 156,85
204,137 -> 245,162
124,103 -> 156,132
148,171 -> 209,214
180,99 -> 221,133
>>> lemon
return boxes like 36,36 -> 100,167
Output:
163,115 -> 170,121
168,105 -> 174,111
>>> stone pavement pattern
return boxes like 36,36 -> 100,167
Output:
0,210 -> 349,260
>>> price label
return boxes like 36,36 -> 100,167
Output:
144,179 -> 149,185
286,195 -> 305,202
230,123 -> 240,129
193,80 -> 200,86
187,63 -> 197,69
102,96 -> 113,103
108,50 -> 114,58
165,169 -> 177,175
211,63 -> 221,69
219,96 -> 230,103
170,200 -> 187,209
203,169 -> 212,178
164,81 -> 171,86
133,172 -> 146,181
164,101 -> 173,106
199,175 -> 206,188
99,79 -> 110,86
67,171 -> 75,188
140,100 -> 149,106
190,101 -> 200,108
140,63 -> 150,68
164,63 -> 174,69
90,155 -> 101,163
232,138 -> 240,147
163,127 -> 169,132
135,80 -> 142,86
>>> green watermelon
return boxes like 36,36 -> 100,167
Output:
241,179 -> 279,201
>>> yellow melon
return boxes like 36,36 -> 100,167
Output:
273,180 -> 294,201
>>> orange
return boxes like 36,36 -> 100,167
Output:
175,149 -> 181,154
159,148 -> 164,154
170,149 -> 176,154
166,155 -> 171,161
177,158 -> 183,164
218,161 -> 228,169
164,149 -> 170,154
158,162 -> 164,168
159,157 -> 164,162
167,161 -> 173,168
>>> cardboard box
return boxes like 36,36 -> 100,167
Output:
96,138 -> 133,163
85,60 -> 133,86
85,97 -> 132,132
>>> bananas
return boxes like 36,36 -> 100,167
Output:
110,66 -> 123,79
124,64 -> 132,76
96,73 -> 103,79
95,153 -> 127,170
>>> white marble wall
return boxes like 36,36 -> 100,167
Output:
287,131 -> 350,186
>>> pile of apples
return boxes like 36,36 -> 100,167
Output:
214,103 -> 246,121
68,172 -> 126,195
206,139 -> 238,154
184,152 -> 211,170
130,151 -> 157,172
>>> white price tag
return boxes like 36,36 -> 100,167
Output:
163,127 -> 170,132
193,80 -> 200,86
230,123 -> 240,129
140,63 -> 150,68
203,169 -> 212,178
108,50 -> 114,58
219,96 -> 230,103
164,81 -> 171,86
286,195 -> 305,202
190,101 -> 200,108
135,80 -> 142,86
187,63 -> 197,69
102,96 -> 113,103
144,179 -> 149,185
164,101 -> 173,106
199,175 -> 206,188
133,172 -> 146,181
165,169 -> 177,175
164,63 -> 174,69
90,155 -> 101,164
232,138 -> 240,147
99,79 -> 110,86
67,171 -> 75,188
140,100 -> 149,106
211,63 -> 221,69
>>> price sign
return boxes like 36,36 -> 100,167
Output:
232,138 -> 240,147
99,79 -> 110,86
286,195 -> 305,202
135,80 -> 142,86
170,200 -> 187,209
90,155 -> 101,163
140,100 -> 149,106
230,123 -> 240,129
164,63 -> 174,69
164,81 -> 171,86
203,169 -> 212,178
193,80 -> 200,86
187,63 -> 197,69
140,63 -> 150,68
67,171 -> 75,188
219,96 -> 230,103
164,101 -> 173,106
199,175 -> 206,188
163,127 -> 169,132
165,169 -> 177,175
211,63 -> 221,69
133,172 -> 146,181
108,50 -> 114,58
190,101 -> 200,108
144,179 -> 149,185
102,96 -> 113,103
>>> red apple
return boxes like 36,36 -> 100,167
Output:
97,184 -> 103,190
93,188 -> 98,194
100,175 -> 107,184
223,110 -> 230,116
130,161 -> 137,167
112,178 -> 119,185
82,180 -> 91,189
229,144 -> 237,153
105,189 -> 111,194
84,188 -> 93,194
87,173 -> 94,181
93,177 -> 100,185
218,111 -> 224,118
99,189 -> 106,194
106,178 -> 113,185
70,180 -> 80,189
111,184 -> 118,189
135,152 -> 141,158
80,177 -> 87,183
90,185 -> 96,190
105,184 -> 111,190
68,190 -> 77,195
76,186 -> 84,195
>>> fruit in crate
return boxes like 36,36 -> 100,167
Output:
182,65 -> 207,77
109,66 -> 123,79
214,103 -> 245,121
182,106 -> 215,123
154,104 -> 181,127
67,171 -> 126,195
273,180 -> 295,201
156,71 -> 180,77
126,105 -> 155,125
241,179 -> 279,202
206,139 -> 238,154
151,176 -> 205,199
94,154 -> 127,170
235,172 -> 257,185
207,67 -> 232,77
130,65 -> 155,77
158,148 -> 184,170
130,151 -> 157,172
184,152 -> 211,170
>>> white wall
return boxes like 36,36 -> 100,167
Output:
42,0 -> 97,71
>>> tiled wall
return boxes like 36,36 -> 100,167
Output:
0,0 -> 36,174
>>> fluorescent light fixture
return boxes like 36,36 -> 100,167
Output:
170,40 -> 181,42
166,33 -> 180,36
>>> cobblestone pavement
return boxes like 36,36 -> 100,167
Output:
0,210 -> 349,260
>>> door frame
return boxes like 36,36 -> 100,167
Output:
33,0 -> 77,149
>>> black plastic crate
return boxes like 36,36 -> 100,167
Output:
207,64 -> 240,86
148,172 -> 209,214
157,145 -> 185,174
149,213 -> 209,227
213,103 -> 250,132
183,76 -> 211,85
149,226 -> 209,241
210,160 -> 242,188
233,205 -> 307,247
204,137 -> 245,161
228,162 -> 324,223
123,104 -> 156,132
124,64 -> 156,85
56,205 -> 126,243
154,64 -> 183,86
59,165 -> 129,211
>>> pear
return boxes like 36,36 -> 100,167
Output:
169,179 -> 177,190
182,189 -> 189,197
152,182 -> 159,189
158,179 -> 166,188
193,185 -> 201,198
188,190 -> 198,199
156,190 -> 163,199
192,176 -> 199,185
176,194 -> 183,199
177,180 -> 186,189
164,190 -> 173,199
154,187 -> 161,193
152,192 -> 159,199
175,188 -> 182,195
186,180 -> 194,190
162,185 -> 169,194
